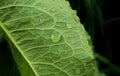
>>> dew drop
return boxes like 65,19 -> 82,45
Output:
51,9 -> 56,12
59,4 -> 63,9
51,32 -> 61,43
67,23 -> 72,28
73,16 -> 80,23
39,67 -> 42,70
43,7 -> 47,10
76,68 -> 80,74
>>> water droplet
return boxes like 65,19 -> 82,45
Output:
59,4 -> 63,9
43,7 -> 47,10
39,67 -> 42,70
51,32 -> 61,43
67,23 -> 72,28
73,16 -> 80,23
76,68 -> 80,74
51,9 -> 56,12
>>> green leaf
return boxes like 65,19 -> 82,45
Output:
0,27 -> 3,42
0,0 -> 99,76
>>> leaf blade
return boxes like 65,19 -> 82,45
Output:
0,0 -> 99,76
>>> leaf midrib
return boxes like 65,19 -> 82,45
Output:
0,22 -> 38,76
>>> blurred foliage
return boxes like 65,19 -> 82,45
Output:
69,0 -> 120,76
0,39 -> 20,76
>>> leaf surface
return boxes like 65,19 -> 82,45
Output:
0,0 -> 99,76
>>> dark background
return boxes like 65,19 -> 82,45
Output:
69,0 -> 120,76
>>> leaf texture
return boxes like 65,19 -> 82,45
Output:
0,0 -> 99,76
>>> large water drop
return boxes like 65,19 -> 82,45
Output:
51,32 -> 61,43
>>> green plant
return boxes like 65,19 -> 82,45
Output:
0,0 -> 100,76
